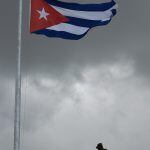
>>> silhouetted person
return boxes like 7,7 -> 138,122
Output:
96,143 -> 107,150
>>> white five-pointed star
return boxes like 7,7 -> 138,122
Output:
37,8 -> 49,20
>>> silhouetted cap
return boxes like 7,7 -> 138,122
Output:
96,143 -> 107,150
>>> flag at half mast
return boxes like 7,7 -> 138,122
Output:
30,0 -> 118,40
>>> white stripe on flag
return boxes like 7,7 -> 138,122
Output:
51,4 -> 117,21
47,23 -> 89,35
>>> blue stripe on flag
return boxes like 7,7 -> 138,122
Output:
45,0 -> 116,11
34,29 -> 89,40
67,17 -> 112,28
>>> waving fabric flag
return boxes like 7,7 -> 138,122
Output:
30,0 -> 117,40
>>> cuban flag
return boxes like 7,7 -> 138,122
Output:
30,0 -> 117,40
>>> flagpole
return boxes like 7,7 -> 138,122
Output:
14,0 -> 23,149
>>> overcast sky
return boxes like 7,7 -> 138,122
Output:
0,0 -> 150,150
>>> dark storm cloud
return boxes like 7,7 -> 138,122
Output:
0,0 -> 150,77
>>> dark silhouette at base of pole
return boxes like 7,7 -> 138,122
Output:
96,143 -> 107,150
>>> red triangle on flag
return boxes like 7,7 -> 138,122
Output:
30,0 -> 69,33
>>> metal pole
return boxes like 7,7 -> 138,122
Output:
14,0 -> 23,149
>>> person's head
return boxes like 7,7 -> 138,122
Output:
96,143 -> 107,150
